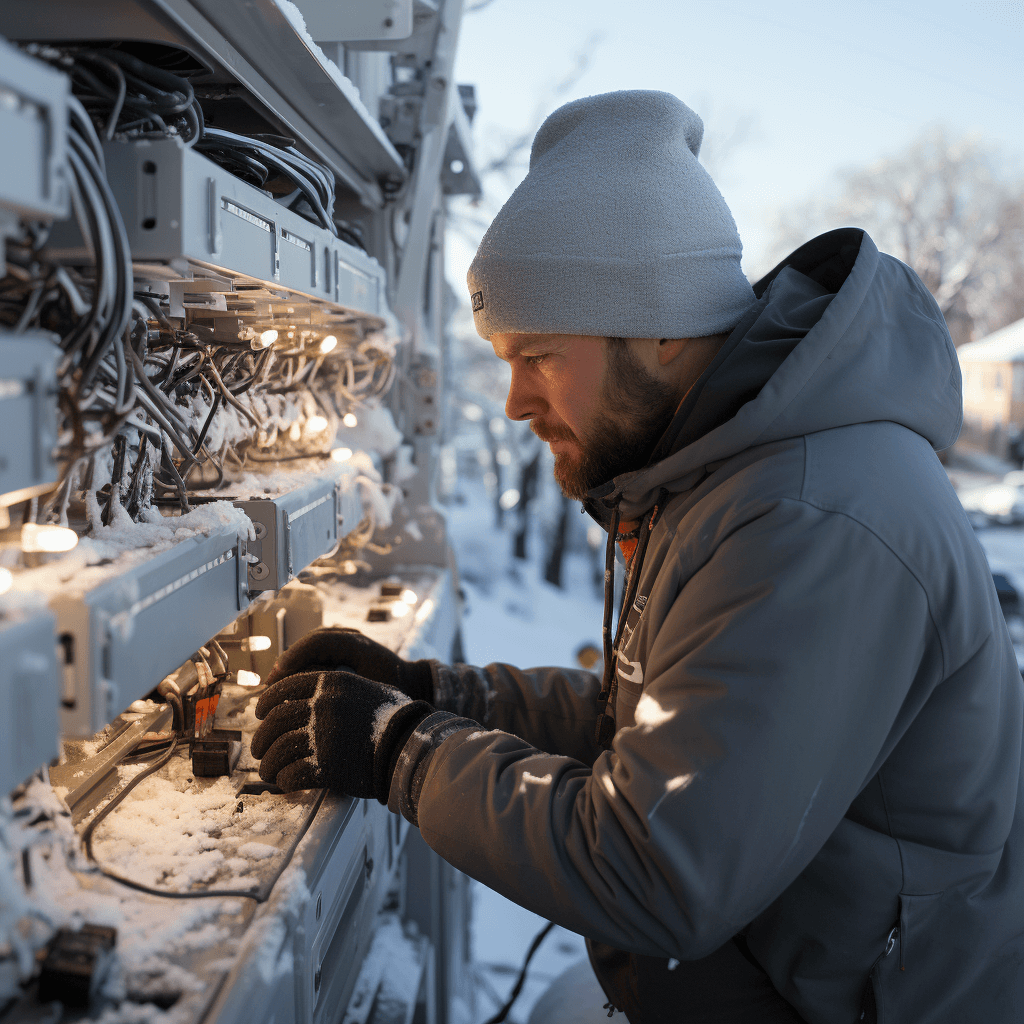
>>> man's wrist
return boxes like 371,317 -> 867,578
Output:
386,710 -> 479,825
373,699 -> 435,803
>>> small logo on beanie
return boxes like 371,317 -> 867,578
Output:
471,290 -> 484,312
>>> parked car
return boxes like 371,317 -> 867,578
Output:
958,473 -> 1024,527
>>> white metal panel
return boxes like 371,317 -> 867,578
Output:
297,0 -> 413,42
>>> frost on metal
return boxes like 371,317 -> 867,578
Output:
1,775 -> 243,1019
273,0 -> 377,128
342,914 -> 424,1024
5,499 -> 254,606
234,865 -> 310,987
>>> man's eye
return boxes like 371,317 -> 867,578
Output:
523,354 -> 547,366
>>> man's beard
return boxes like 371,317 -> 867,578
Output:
533,344 -> 680,501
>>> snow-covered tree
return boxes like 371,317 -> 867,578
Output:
773,129 -> 1024,346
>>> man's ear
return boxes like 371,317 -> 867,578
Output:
657,338 -> 689,366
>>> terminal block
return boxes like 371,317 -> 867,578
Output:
0,606 -> 60,794
47,137 -> 389,329
51,527 -> 250,738
37,924 -> 117,1008
0,330 -> 61,516
0,36 -> 69,234
235,479 -> 341,593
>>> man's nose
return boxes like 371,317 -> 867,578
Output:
505,369 -> 545,422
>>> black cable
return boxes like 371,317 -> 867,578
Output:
80,695 -> 183,860
196,128 -> 337,234
159,440 -> 192,513
79,694 -> 325,904
125,342 -> 197,454
78,697 -> 263,901
73,53 -> 127,141
481,921 -> 555,1024
64,120 -> 133,391
60,150 -> 108,362
228,348 -> 273,395
205,358 -> 262,432
192,390 -> 222,456
43,47 -> 199,150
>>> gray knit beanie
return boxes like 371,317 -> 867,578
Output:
467,90 -> 755,340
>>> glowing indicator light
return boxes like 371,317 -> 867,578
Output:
390,601 -> 410,618
499,488 -> 521,511
414,598 -> 436,625
330,447 -> 353,462
319,335 -> 338,355
21,523 -> 78,553
241,635 -> 272,652
342,413 -> 358,428
289,422 -> 302,441
306,415 -> 329,434
254,329 -> 278,349
0,567 -> 12,595
400,589 -> 417,605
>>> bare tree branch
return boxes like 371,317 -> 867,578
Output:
687,94 -> 759,181
473,32 -> 604,180
770,128 -> 1024,344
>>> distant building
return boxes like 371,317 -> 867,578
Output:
957,318 -> 1024,460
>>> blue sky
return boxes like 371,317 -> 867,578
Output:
448,0 -> 1024,282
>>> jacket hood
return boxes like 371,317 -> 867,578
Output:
591,228 -> 962,521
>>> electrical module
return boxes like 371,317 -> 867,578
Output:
0,1 -> 479,1020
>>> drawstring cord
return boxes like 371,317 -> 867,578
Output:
594,491 -> 669,748
595,503 -> 621,747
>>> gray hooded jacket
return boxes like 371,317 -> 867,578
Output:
389,229 -> 1024,1023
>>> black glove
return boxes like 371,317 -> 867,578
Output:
250,670 -> 434,798
262,627 -> 434,704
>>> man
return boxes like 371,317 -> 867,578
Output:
251,92 -> 1024,1022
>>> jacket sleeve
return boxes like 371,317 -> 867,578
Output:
431,660 -> 603,766
398,499 -> 945,958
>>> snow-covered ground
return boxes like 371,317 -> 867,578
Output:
448,502 -> 605,672
445,481 -> 606,1022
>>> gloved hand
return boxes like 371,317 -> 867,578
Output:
250,670 -> 434,797
262,627 -> 434,704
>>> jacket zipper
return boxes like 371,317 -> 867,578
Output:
859,924 -> 899,1022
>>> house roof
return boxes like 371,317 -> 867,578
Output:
957,317 -> 1024,363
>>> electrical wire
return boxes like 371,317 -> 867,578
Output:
55,46 -> 202,147
4,44 -> 395,535
196,127 -> 338,235
78,689 -> 325,904
80,693 -> 184,862
481,921 -> 555,1024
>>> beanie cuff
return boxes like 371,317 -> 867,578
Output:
469,250 -> 755,340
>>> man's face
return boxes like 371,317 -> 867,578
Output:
491,334 -> 680,500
